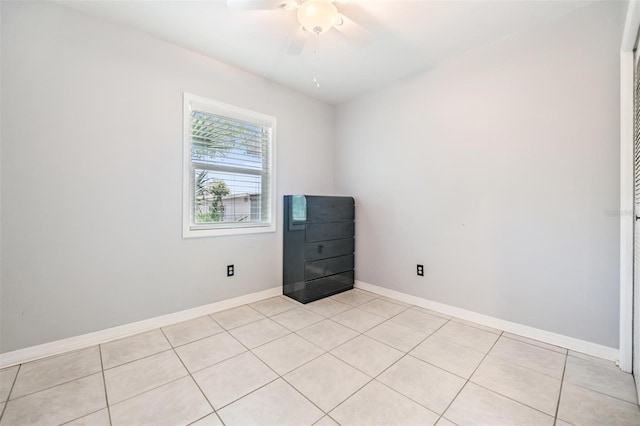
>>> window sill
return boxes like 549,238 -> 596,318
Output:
182,224 -> 276,238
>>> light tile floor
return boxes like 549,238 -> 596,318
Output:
0,289 -> 639,426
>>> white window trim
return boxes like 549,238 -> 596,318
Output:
182,93 -> 277,238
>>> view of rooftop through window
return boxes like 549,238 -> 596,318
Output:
190,110 -> 270,224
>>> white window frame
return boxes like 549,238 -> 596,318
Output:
182,93 -> 277,238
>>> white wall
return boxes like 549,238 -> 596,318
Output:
0,1 -> 334,352
336,1 -> 625,348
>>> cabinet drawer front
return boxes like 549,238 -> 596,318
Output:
305,254 -> 354,281
305,238 -> 354,261
306,222 -> 354,242
305,271 -> 354,300
306,197 -> 354,223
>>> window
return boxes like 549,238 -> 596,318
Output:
183,94 -> 276,237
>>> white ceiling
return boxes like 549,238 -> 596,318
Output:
56,0 -> 593,104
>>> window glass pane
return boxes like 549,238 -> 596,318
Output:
191,111 -> 268,171
194,169 -> 263,224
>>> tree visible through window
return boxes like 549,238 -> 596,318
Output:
183,94 -> 276,237
194,171 -> 230,223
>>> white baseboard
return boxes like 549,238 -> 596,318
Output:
355,281 -> 619,362
1,282 -> 619,368
0,286 -> 282,369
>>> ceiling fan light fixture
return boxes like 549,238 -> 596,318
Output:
297,0 -> 339,35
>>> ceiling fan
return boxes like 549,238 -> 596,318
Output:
227,0 -> 373,55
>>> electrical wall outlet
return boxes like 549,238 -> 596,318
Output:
227,265 -> 234,277
417,264 -> 424,276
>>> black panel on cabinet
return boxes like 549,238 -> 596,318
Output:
306,222 -> 355,242
286,271 -> 355,304
305,238 -> 354,262
306,197 -> 355,223
305,254 -> 354,281
283,195 -> 355,304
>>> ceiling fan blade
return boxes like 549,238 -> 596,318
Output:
334,13 -> 373,47
287,26 -> 309,55
227,0 -> 294,10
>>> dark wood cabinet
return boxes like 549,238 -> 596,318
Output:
283,195 -> 355,304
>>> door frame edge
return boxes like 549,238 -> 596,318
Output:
619,0 -> 640,374
619,49 -> 633,374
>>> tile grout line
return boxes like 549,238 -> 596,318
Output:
98,345 -> 113,426
61,408 -> 109,426
103,347 -> 175,373
0,364 -> 21,422
329,293 -> 377,308
214,298 -> 354,421
186,412 -> 217,426
404,318 -> 495,382
497,333 -> 567,355
372,379 -> 440,420
326,310 -> 386,333
305,305 -> 352,319
203,316 -> 309,415
435,329 -> 504,425
303,364 -> 376,420
366,316 -> 454,421
107,375 -> 190,411
4,371 -> 103,404
3,358 -> 104,403
158,328 -> 225,426
500,333 -> 567,355
213,375 -> 282,413
294,321 -> 361,353
326,306 -> 414,364
552,352 -> 568,426
561,380 -> 640,406
363,322 -> 441,354
323,310 -> 453,420
485,342 -> 570,381
273,316 -> 326,334
243,312 -> 331,420
306,297 -> 390,425
101,323 -> 188,410
320,324 -> 436,419
249,297 -> 300,318
232,330 -> 294,353
196,326 -> 324,421
481,352 -> 564,382
280,368 -> 344,422
445,335 -> 570,422
357,301 -> 412,318
101,324 -> 182,409
476,344 -> 578,418
469,381 -> 561,419
208,307 -> 267,331
166,328 -> 227,351
168,321 -> 292,376
327,304 -> 406,335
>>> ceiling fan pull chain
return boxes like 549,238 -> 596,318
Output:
313,35 -> 321,90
